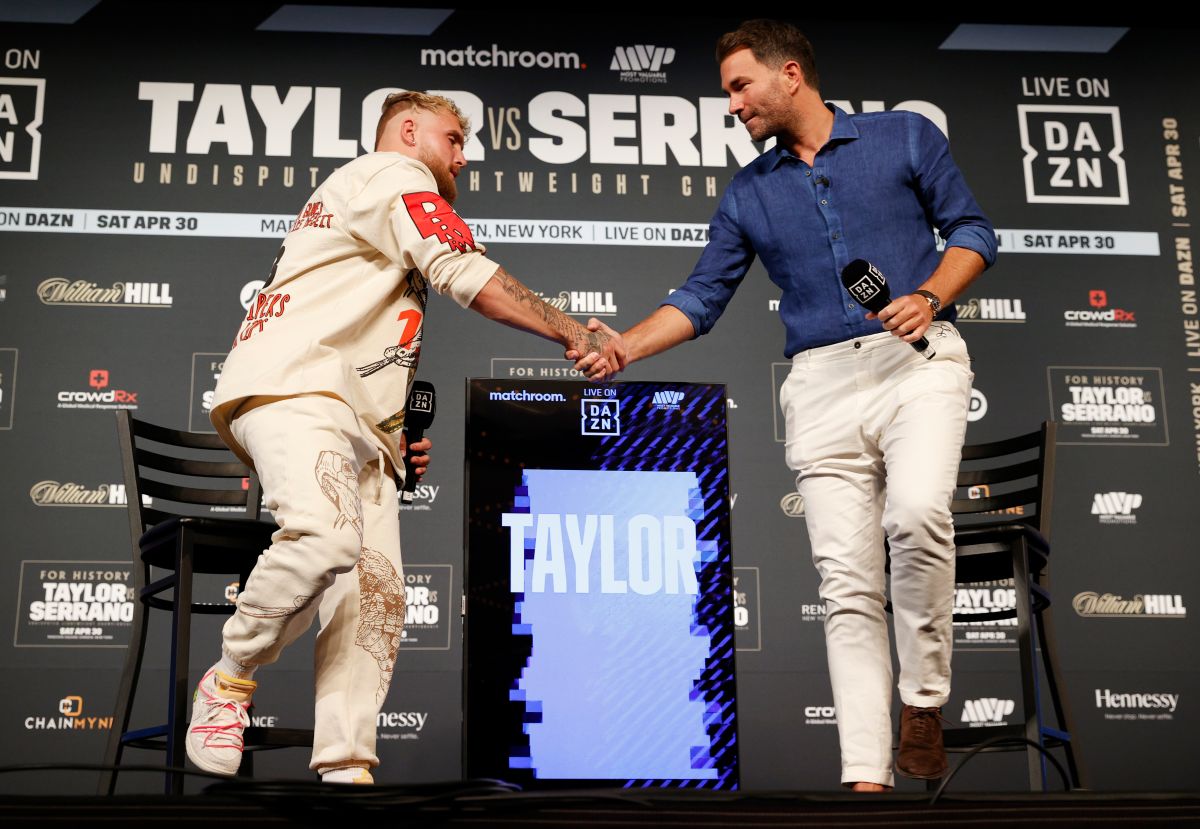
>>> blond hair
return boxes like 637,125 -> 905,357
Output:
375,91 -> 470,149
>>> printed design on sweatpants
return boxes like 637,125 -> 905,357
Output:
314,450 -> 364,540
237,594 -> 315,618
355,547 -> 405,701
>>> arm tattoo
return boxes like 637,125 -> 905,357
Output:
494,266 -> 609,352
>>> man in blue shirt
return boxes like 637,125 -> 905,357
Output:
574,20 -> 995,790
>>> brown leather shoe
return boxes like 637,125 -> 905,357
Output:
896,704 -> 948,779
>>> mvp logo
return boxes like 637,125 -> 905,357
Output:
961,697 -> 1015,725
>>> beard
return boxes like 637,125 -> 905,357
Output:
740,80 -> 792,142
419,149 -> 458,204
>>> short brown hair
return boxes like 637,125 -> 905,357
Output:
375,91 -> 470,149
716,20 -> 820,91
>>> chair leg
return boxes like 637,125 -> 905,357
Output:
98,563 -> 154,795
1036,602 -> 1087,789
165,535 -> 195,795
1012,537 -> 1046,790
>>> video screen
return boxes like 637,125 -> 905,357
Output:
463,379 -> 739,789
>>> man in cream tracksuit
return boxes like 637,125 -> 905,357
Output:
189,91 -> 620,784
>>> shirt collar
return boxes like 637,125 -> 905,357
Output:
769,103 -> 860,169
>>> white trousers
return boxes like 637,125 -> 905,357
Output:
780,323 -> 972,787
224,394 -> 404,772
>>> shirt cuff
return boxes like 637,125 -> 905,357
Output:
660,290 -> 706,337
945,226 -> 998,269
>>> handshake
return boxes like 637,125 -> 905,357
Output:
564,318 -> 626,382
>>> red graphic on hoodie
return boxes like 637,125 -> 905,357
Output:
403,192 -> 476,254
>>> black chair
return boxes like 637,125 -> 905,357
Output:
100,411 -> 313,794
888,421 -> 1085,790
944,421 -> 1084,789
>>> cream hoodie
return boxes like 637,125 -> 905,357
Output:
211,153 -> 497,471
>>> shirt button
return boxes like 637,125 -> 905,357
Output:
847,304 -> 854,310
854,341 -> 862,349
820,199 -> 828,205
805,170 -> 812,177
832,231 -> 840,240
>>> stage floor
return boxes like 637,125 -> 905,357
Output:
2,786 -> 1198,828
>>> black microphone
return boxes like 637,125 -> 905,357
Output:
401,381 -> 436,503
839,259 -> 935,360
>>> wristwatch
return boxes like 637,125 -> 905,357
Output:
914,289 -> 942,316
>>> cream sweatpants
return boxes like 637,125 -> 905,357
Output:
223,394 -> 405,772
780,322 -> 973,787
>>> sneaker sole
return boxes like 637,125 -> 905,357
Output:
185,739 -> 240,776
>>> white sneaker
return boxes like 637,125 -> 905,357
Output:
185,666 -> 256,775
321,766 -> 375,784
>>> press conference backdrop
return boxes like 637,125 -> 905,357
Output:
0,9 -> 1196,794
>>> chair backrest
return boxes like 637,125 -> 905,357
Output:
952,421 -> 1056,540
115,410 -> 262,551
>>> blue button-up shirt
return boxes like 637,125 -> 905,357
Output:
664,105 -> 997,356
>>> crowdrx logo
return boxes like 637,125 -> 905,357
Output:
961,697 -> 1015,727
1092,491 -> 1142,524
610,45 -> 675,84
25,695 -> 112,731
1063,289 -> 1136,328
803,705 -> 836,726
57,369 -> 139,410
653,390 -> 685,411
0,77 -> 46,180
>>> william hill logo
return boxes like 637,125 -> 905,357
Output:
653,390 -> 684,411
1073,591 -> 1186,618
957,297 -> 1027,323
961,697 -> 1015,727
30,481 -> 146,507
38,278 -> 173,307
535,290 -> 617,317
25,695 -> 112,731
